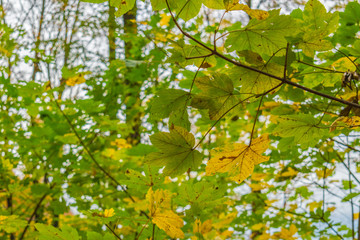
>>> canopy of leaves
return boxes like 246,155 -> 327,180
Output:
1,0 -> 360,239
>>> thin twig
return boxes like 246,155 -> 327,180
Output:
297,60 -> 345,74
249,95 -> 264,144
106,224 -> 122,240
19,185 -> 55,240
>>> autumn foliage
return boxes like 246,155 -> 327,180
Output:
1,0 -> 360,239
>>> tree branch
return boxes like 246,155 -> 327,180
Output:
165,0 -> 360,109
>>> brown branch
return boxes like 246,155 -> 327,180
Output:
297,60 -> 345,74
249,95 -> 264,144
51,92 -> 149,219
19,184 -> 55,240
165,0 -> 360,109
106,224 -> 122,240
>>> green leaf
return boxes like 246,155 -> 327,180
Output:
303,0 -> 339,33
124,165 -> 163,187
225,10 -> 298,56
31,184 -> 50,196
229,62 -> 283,94
0,215 -> 27,233
342,180 -> 357,190
81,0 -> 106,3
202,0 -> 225,9
342,192 -> 360,202
87,232 -> 115,240
177,0 -> 202,21
348,40 -> 360,57
110,0 -> 136,17
298,30 -> 333,57
150,0 -> 167,11
167,43 -> 216,68
338,1 -> 360,25
146,126 -> 203,176
150,89 -> 191,130
177,181 -> 225,215
272,114 -> 326,148
55,133 -> 78,144
303,71 -> 342,88
191,72 -> 240,120
35,224 -> 80,240
297,0 -> 338,56
50,200 -> 68,215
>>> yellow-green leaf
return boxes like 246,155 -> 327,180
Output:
146,126 -> 203,176
206,134 -> 270,183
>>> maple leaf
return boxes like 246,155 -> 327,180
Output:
229,62 -> 283,95
191,72 -> 240,120
111,138 -> 132,149
102,208 -> 115,218
225,2 -> 269,20
146,188 -> 184,239
193,219 -> 212,236
150,89 -> 191,130
159,13 -> 171,26
330,116 -> 360,132
271,114 -> 327,148
280,167 -> 298,178
146,126 -> 203,177
315,168 -> 334,179
65,74 -> 86,86
110,0 -> 136,17
225,10 -> 299,56
273,224 -> 298,240
206,134 -> 270,183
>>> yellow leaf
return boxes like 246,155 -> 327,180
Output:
221,230 -> 233,238
315,168 -> 334,179
354,213 -> 359,220
225,2 -> 269,20
159,13 -> 171,27
251,223 -> 266,231
273,224 -> 298,239
111,138 -> 132,149
102,148 -> 121,160
307,201 -> 323,212
264,199 -> 277,207
260,102 -> 281,110
289,204 -> 298,211
0,215 -> 8,222
206,134 -> 270,184
152,210 -> 184,239
65,73 -> 86,86
213,212 -> 237,229
146,188 -> 172,215
1,159 -> 13,171
280,167 -> 298,177
193,219 -> 201,233
328,206 -> 336,212
332,57 -> 357,71
103,208 -> 115,218
146,188 -> 184,239
124,197 -> 148,212
251,172 -> 267,181
330,116 -> 360,132
257,232 -> 271,240
249,182 -> 273,191
193,219 -> 212,235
